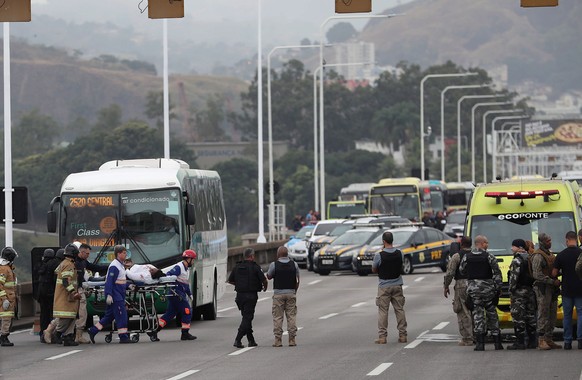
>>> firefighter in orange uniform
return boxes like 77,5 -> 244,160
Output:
53,244 -> 82,346
0,247 -> 18,347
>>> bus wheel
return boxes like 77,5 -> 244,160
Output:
202,279 -> 218,321
402,256 -> 413,275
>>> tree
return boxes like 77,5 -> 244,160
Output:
12,110 -> 60,159
195,94 -> 226,142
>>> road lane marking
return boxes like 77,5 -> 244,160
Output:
166,370 -> 200,380
319,313 -> 338,320
367,363 -> 393,376
351,302 -> 367,308
414,277 -> 425,282
308,280 -> 322,285
402,285 -> 409,290
404,339 -> 423,349
11,329 -> 30,335
218,306 -> 236,313
283,327 -> 304,335
258,297 -> 270,302
229,347 -> 255,356
433,322 -> 450,330
45,350 -> 83,361
431,269 -> 440,273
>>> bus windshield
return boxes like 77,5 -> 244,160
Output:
469,212 -> 575,256
60,189 -> 182,265
369,194 -> 420,221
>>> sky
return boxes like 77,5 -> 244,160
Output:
30,0 -> 413,47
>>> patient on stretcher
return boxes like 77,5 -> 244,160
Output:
124,259 -> 165,284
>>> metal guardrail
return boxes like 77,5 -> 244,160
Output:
16,241 -> 287,320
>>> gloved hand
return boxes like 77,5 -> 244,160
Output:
2,299 -> 9,310
106,295 -> 113,305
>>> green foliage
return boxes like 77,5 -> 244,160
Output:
326,22 -> 358,43
194,94 -> 227,142
12,110 -> 60,159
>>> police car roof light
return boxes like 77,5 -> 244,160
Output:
353,223 -> 383,229
484,189 -> 559,204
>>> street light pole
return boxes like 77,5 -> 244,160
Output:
3,23 -> 13,246
455,94 -> 501,182
482,109 -> 524,182
496,122 -> 521,179
256,0 -> 266,243
319,14 -> 398,219
162,19 -> 170,159
469,100 -> 511,182
420,72 -> 477,181
439,83 -> 485,181
490,115 -> 528,180
267,44 -> 319,240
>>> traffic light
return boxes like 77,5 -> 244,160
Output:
520,0 -> 558,7
264,181 -> 281,195
335,0 -> 372,14
0,187 -> 29,224
0,0 -> 31,22
148,0 -> 184,19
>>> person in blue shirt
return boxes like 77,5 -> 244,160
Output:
88,245 -> 136,344
149,249 -> 198,342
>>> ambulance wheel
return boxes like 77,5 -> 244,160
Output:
105,334 -> 112,343
131,334 -> 140,343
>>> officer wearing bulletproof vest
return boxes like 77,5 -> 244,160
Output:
228,248 -> 267,348
37,249 -> 61,342
267,246 -> 300,347
372,231 -> 408,344
506,239 -> 537,350
443,236 -> 474,346
459,235 -> 503,351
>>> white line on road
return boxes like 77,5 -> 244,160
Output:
414,276 -> 425,282
45,350 -> 83,361
431,269 -> 440,273
229,347 -> 256,356
218,306 -> 236,313
319,313 -> 339,320
402,285 -> 409,290
165,370 -> 200,380
258,297 -> 270,302
367,363 -> 393,376
283,327 -> 304,335
433,322 -> 450,330
308,279 -> 322,285
351,302 -> 367,308
11,329 -> 31,335
404,339 -> 423,349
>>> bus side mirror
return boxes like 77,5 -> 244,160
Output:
47,211 -> 57,233
186,203 -> 196,226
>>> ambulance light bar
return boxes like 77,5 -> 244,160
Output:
484,189 -> 559,204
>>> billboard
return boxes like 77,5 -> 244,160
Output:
523,119 -> 582,147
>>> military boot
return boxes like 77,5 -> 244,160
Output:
374,337 -> 387,344
53,331 -> 63,345
537,337 -> 551,350
75,329 -> 90,344
247,333 -> 258,347
272,336 -> 282,347
289,336 -> 297,347
0,334 -> 14,347
493,334 -> 504,350
180,329 -> 197,341
474,334 -> 485,351
546,338 -> 562,349
63,334 -> 79,347
507,334 -> 525,350
526,332 -> 537,349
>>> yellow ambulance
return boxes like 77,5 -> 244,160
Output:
465,175 -> 582,328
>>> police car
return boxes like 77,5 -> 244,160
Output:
306,219 -> 351,271
313,224 -> 385,276
352,225 -> 454,275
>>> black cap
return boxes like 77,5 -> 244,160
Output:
43,248 -> 56,259
512,239 -> 527,250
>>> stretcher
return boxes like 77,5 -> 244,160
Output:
83,275 -> 178,343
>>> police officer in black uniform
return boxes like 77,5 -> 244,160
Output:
228,248 -> 267,348
38,249 -> 61,342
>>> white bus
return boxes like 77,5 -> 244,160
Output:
47,158 -> 227,321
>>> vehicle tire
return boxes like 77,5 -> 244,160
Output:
131,334 -> 140,343
402,256 -> 413,275
357,270 -> 368,277
105,334 -> 112,344
318,270 -> 330,276
440,253 -> 450,272
202,278 -> 218,321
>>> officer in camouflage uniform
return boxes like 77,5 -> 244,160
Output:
459,235 -> 503,351
531,233 -> 561,350
506,239 -> 537,350
443,236 -> 473,346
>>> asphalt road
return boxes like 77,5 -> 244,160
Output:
2,268 -> 581,380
